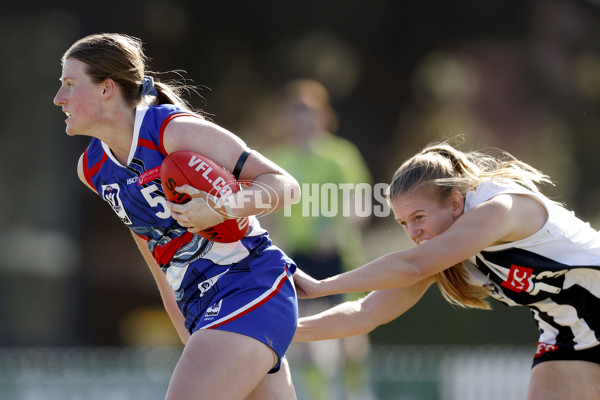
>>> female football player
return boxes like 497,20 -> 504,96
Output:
293,141 -> 600,400
54,33 -> 300,400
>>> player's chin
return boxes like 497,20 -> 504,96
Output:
65,126 -> 82,137
64,125 -> 77,136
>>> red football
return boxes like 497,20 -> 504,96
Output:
160,151 -> 249,243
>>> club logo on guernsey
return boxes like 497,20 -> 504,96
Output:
101,183 -> 132,225
198,271 -> 227,298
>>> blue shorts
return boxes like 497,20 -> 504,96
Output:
175,237 -> 298,373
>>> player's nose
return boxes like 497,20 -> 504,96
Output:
53,87 -> 66,106
407,225 -> 422,244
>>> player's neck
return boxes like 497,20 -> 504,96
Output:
96,105 -> 136,165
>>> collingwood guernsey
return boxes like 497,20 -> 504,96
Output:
462,180 -> 600,361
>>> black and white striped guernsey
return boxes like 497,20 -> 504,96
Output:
462,180 -> 600,353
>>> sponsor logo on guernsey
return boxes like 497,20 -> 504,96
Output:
205,300 -> 223,318
535,342 -> 559,358
138,167 -> 161,185
101,183 -> 132,224
501,265 -> 534,293
501,265 -> 565,295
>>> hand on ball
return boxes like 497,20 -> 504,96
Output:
167,184 -> 225,234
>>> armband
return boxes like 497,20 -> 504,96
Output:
232,149 -> 251,180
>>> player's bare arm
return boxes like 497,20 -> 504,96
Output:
131,232 -> 190,344
295,277 -> 435,342
314,193 -> 548,297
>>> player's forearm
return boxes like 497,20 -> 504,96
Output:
318,252 -> 422,296
131,232 -> 190,344
153,269 -> 190,345
165,300 -> 190,344
294,300 -> 374,342
295,279 -> 435,342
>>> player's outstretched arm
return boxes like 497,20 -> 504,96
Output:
130,232 -> 190,345
310,195 -> 535,296
294,277 -> 435,342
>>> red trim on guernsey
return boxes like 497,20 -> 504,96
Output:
138,137 -> 160,151
205,267 -> 290,329
158,112 -> 200,156
152,231 -> 194,266
83,149 -> 108,191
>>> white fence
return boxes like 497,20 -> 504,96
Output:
369,345 -> 532,400
0,345 -> 534,400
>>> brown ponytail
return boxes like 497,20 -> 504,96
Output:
62,33 -> 197,111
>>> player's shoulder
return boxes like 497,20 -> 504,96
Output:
147,104 -> 194,119
77,152 -> 85,177
77,152 -> 96,192
465,180 -> 530,211
81,137 -> 104,165
140,104 -> 199,134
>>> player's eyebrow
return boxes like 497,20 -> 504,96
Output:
395,209 -> 425,223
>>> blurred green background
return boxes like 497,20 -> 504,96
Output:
1,0 -> 600,398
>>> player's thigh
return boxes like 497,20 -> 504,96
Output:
527,360 -> 600,400
246,357 -> 297,400
166,329 -> 275,400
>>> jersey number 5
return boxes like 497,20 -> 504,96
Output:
141,184 -> 171,219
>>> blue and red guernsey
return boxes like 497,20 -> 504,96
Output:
80,105 -> 297,366
81,104 -> 264,266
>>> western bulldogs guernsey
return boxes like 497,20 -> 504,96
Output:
462,180 -> 600,364
81,104 -> 298,371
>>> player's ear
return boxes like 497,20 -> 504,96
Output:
450,190 -> 464,218
101,78 -> 116,98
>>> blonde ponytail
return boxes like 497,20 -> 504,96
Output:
435,264 -> 491,310
388,140 -> 552,309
